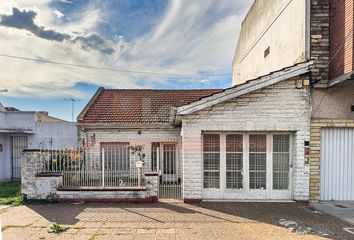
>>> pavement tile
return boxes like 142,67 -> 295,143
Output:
1,202 -> 354,240
76,227 -> 100,235
136,228 -> 157,234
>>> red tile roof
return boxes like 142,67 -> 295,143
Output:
79,89 -> 222,125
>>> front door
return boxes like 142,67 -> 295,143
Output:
202,133 -> 292,200
11,136 -> 28,179
161,144 -> 178,183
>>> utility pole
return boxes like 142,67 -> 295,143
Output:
70,98 -> 76,122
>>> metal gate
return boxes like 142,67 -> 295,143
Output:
320,128 -> 354,201
153,143 -> 182,200
60,144 -> 144,187
11,136 -> 28,179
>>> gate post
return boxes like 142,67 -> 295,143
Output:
102,148 -> 105,188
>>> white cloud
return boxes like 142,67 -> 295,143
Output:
53,9 -> 64,18
0,0 -> 253,99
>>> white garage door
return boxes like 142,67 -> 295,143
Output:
320,128 -> 354,201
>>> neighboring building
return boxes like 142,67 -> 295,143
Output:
77,61 -> 312,202
232,0 -> 310,85
0,104 -> 77,180
233,0 -> 354,201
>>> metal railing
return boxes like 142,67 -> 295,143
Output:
38,147 -> 145,188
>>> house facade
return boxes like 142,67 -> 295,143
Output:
233,0 -> 354,201
77,62 -> 312,202
0,105 -> 77,180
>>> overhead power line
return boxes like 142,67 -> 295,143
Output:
0,53 -> 231,77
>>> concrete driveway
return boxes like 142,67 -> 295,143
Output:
0,202 -> 354,240
313,202 -> 354,225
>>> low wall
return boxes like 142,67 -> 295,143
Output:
21,150 -> 159,202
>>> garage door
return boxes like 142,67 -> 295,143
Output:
320,128 -> 354,201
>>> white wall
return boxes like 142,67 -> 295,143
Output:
181,78 -> 311,201
233,0 -> 308,85
0,134 -> 11,180
0,112 -> 36,132
28,122 -> 77,149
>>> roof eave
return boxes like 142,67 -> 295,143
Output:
77,87 -> 104,121
177,61 -> 313,115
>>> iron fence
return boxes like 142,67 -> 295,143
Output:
38,147 -> 145,188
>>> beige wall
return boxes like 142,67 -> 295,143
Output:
312,80 -> 354,119
233,0 -> 308,85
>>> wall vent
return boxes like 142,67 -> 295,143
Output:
264,47 -> 270,58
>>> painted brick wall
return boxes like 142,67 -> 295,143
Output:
181,77 -> 311,201
329,0 -> 354,79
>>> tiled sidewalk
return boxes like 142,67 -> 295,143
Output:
0,202 -> 353,240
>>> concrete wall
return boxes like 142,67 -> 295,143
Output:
181,77 -> 311,201
233,0 -> 308,85
0,112 -> 36,132
29,122 -> 77,149
312,80 -> 354,119
0,134 -> 11,180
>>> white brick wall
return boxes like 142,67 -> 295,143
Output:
181,78 -> 311,201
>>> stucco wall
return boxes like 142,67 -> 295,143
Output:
311,80 -> 354,119
0,134 -> 11,180
28,122 -> 77,149
233,0 -> 307,85
181,77 -> 311,201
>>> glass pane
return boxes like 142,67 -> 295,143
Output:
226,135 -> 243,189
249,153 -> 267,189
226,153 -> 243,189
273,135 -> 290,190
203,134 -> 220,152
226,134 -> 243,152
204,172 -> 220,189
249,135 -> 267,189
249,135 -> 266,152
203,134 -> 220,189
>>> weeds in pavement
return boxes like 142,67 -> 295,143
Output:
48,223 -> 69,234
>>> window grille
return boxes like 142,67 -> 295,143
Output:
249,135 -> 267,189
226,134 -> 243,189
203,134 -> 220,189
151,142 -> 160,172
100,143 -> 130,171
273,135 -> 290,190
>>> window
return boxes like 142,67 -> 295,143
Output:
151,143 -> 160,171
249,135 -> 267,189
273,135 -> 290,190
226,135 -> 243,189
101,143 -> 130,171
203,134 -> 220,189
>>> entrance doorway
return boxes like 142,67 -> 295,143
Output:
202,133 -> 292,200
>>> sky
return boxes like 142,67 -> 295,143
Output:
0,0 -> 253,121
